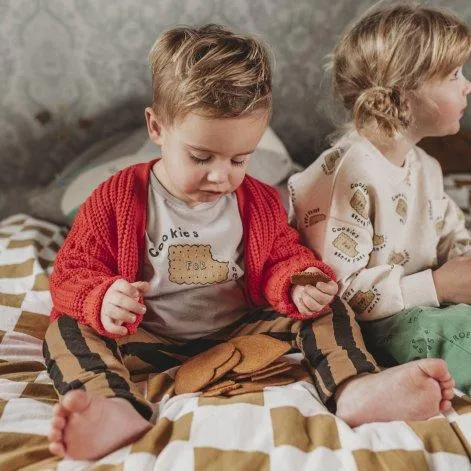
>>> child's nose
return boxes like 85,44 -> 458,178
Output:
207,167 -> 229,183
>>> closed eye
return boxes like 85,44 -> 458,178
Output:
190,154 -> 211,165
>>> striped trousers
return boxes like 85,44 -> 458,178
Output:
43,296 -> 379,420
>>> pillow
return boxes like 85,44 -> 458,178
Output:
28,128 -> 156,225
32,126 -> 299,226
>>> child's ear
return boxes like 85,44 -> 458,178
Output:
145,107 -> 164,145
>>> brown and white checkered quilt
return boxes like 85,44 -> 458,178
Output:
0,214 -> 470,471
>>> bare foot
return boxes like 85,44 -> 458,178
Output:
48,390 -> 152,460
335,358 -> 455,427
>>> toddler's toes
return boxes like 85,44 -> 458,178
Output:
442,388 -> 454,401
51,416 -> 66,431
440,399 -> 452,412
49,441 -> 66,457
440,378 -> 455,390
48,429 -> 63,443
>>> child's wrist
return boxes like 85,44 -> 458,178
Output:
431,269 -> 446,304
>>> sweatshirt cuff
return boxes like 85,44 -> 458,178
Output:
401,269 -> 440,309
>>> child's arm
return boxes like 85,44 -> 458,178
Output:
50,172 -> 144,337
260,189 -> 337,319
289,164 -> 438,320
437,194 -> 471,262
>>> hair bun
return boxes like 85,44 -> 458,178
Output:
353,86 -> 411,137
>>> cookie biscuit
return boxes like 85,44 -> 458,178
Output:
225,375 -> 295,396
210,349 -> 242,385
168,244 -> 229,285
291,272 -> 330,287
203,383 -> 241,397
175,342 -> 235,394
229,334 -> 291,374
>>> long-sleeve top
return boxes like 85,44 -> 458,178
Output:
49,159 -> 335,337
289,132 -> 471,320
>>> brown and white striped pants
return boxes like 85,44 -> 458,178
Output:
43,297 -> 379,420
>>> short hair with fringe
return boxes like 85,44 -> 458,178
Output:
148,24 -> 272,125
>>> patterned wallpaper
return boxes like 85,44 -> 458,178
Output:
0,0 -> 471,217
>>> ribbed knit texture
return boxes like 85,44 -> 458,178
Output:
49,160 -> 335,338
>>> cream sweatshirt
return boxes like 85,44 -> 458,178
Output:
288,132 -> 471,320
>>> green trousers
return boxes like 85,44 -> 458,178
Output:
360,304 -> 471,395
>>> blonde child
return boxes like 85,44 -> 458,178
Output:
290,2 -> 471,394
44,23 -> 453,461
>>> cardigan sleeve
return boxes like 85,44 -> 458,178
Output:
260,188 -> 336,320
49,176 -> 126,337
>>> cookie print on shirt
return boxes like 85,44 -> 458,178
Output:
303,208 -> 326,228
331,227 -> 367,263
321,148 -> 343,175
392,193 -> 408,223
388,250 -> 410,266
346,286 -> 382,315
372,233 -> 387,252
168,244 -> 229,285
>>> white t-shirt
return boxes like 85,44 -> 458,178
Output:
141,170 -> 249,339
289,131 -> 471,320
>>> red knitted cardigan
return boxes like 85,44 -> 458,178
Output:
49,160 -> 335,338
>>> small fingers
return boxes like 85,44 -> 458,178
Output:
297,290 -> 323,315
114,279 -> 141,299
131,281 -> 151,294
108,292 -> 145,316
106,306 -> 137,323
316,280 -> 339,296
102,316 -> 128,336
49,441 -> 66,457
304,285 -> 334,307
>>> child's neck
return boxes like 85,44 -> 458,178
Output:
361,127 -> 422,168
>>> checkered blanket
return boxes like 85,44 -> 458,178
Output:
1,214 -> 470,471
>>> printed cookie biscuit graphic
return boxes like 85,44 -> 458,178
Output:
388,250 -> 409,266
168,245 -> 229,285
304,208 -> 326,228
321,148 -> 342,175
349,290 -> 375,314
372,234 -> 385,247
333,232 -> 359,258
350,190 -> 368,219
395,198 -> 408,221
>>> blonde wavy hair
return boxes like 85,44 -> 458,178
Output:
330,1 -> 471,137
148,24 -> 272,125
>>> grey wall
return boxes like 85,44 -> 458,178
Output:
0,0 -> 470,209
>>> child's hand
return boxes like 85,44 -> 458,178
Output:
100,279 -> 150,335
291,268 -> 339,317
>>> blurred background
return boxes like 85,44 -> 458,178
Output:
0,0 -> 470,219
